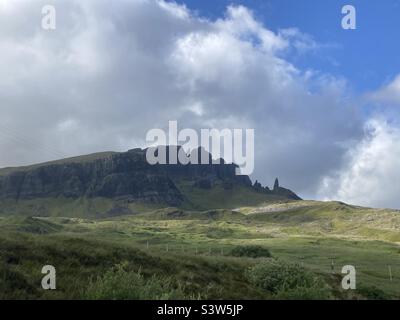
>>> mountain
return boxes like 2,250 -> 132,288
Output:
0,146 -> 300,216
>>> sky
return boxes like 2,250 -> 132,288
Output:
0,0 -> 400,208
181,0 -> 400,93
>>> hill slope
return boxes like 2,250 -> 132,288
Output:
1,200 -> 400,299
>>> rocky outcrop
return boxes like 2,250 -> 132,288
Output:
273,186 -> 301,200
253,177 -> 301,200
0,147 -> 300,205
0,148 -> 251,206
274,178 -> 280,191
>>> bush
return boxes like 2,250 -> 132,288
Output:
230,245 -> 272,258
85,263 -> 188,300
0,262 -> 38,299
274,287 -> 330,300
245,259 -> 330,299
357,285 -> 390,300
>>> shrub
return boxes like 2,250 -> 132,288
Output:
357,285 -> 390,300
0,262 -> 37,299
84,263 -> 188,300
230,245 -> 272,258
274,287 -> 330,300
245,259 -> 330,299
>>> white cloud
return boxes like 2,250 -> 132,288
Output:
215,5 -> 288,52
318,75 -> 400,209
368,74 -> 400,105
278,28 -> 318,54
319,118 -> 400,208
158,0 -> 190,20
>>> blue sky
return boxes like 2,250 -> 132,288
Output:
179,0 -> 400,93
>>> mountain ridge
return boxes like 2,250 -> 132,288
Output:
0,147 -> 300,215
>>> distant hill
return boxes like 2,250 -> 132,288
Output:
0,147 -> 300,216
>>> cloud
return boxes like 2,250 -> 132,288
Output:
368,74 -> 400,106
366,74 -> 400,106
318,75 -> 400,209
166,5 -> 363,196
0,0 -> 376,205
278,28 -> 318,54
318,118 -> 400,209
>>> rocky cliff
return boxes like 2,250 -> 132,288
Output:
0,147 -> 300,206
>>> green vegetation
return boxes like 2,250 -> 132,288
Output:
356,285 -> 389,300
85,263 -> 189,300
175,180 -> 290,210
0,199 -> 400,299
230,245 -> 272,258
245,259 -> 330,299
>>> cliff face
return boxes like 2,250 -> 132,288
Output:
0,147 -> 301,207
0,148 -> 253,206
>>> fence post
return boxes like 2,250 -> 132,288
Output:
389,265 -> 393,281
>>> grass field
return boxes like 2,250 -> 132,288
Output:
0,199 -> 399,299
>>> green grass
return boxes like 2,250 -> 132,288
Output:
175,180 -> 290,210
0,231 -> 268,299
0,200 -> 400,299
0,197 -> 161,218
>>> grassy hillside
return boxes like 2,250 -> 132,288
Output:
0,197 -> 159,218
0,151 -> 117,177
175,180 -> 291,210
0,183 -> 293,217
0,200 -> 399,299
